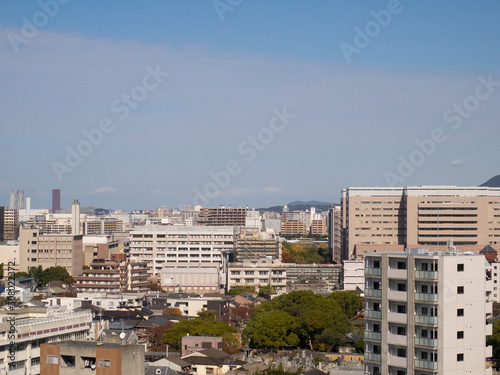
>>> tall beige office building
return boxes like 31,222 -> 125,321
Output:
341,186 -> 500,260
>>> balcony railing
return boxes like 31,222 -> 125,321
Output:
364,310 -> 382,319
365,353 -> 382,362
365,267 -> 382,277
415,315 -> 438,325
364,331 -> 382,341
365,288 -> 382,298
415,359 -> 438,370
415,271 -> 438,280
415,293 -> 438,302
415,337 -> 438,347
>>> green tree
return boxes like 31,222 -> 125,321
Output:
245,291 -> 351,350
198,310 -> 218,321
487,320 -> 500,369
328,290 -> 363,319
226,285 -> 255,295
258,284 -> 275,300
0,263 -> 4,280
242,310 -> 300,349
29,265 -> 44,287
13,272 -> 29,279
41,266 -> 73,286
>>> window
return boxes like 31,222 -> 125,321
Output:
98,359 -> 111,368
397,371 -> 405,375
397,283 -> 407,292
206,368 -> 214,375
396,348 -> 406,358
46,355 -> 58,364
397,305 -> 406,314
397,262 -> 407,270
457,264 -> 464,272
457,331 -> 464,339
457,353 -> 464,361
373,260 -> 380,268
397,326 -> 406,336
457,308 -> 464,317
457,286 -> 464,294
61,355 -> 75,367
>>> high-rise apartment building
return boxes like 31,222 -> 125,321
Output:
3,208 -> 19,240
364,248 -> 492,375
197,206 -> 247,226
0,207 -> 4,242
52,189 -> 61,213
341,186 -> 500,260
9,189 -> 24,210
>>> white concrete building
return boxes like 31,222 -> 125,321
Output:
129,225 -> 235,276
228,257 -> 286,294
159,262 -> 221,293
0,309 -> 92,375
364,248 -> 492,375
343,260 -> 365,291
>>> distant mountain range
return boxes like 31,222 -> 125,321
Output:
257,200 -> 338,213
481,175 -> 500,187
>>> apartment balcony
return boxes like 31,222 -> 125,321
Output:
388,269 -> 407,279
364,353 -> 382,363
364,288 -> 382,298
387,312 -> 407,324
364,331 -> 381,341
414,359 -> 438,370
365,267 -> 382,277
387,355 -> 407,368
415,293 -> 438,303
387,290 -> 407,301
415,337 -> 438,348
364,310 -> 382,320
415,270 -> 438,280
415,315 -> 438,325
387,333 -> 407,346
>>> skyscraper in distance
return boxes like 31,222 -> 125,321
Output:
9,189 -> 24,210
52,189 -> 61,213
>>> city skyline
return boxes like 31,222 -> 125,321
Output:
1,1 -> 499,211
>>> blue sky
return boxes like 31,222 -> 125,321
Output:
1,0 -> 499,210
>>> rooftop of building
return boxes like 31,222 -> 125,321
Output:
131,225 -> 235,233
46,340 -> 142,349
365,247 -> 488,258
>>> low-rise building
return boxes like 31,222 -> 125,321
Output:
159,263 -> 222,293
0,309 -> 92,375
343,260 -> 365,291
75,254 -> 150,293
227,258 -> 286,294
40,341 -> 145,375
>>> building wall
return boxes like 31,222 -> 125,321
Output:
228,258 -> 286,293
181,336 -> 223,356
4,208 -> 19,241
129,225 -> 235,276
197,207 -> 247,226
343,260 -> 364,291
19,227 -> 84,277
159,263 -> 221,293
363,249 -> 492,375
342,186 -> 500,260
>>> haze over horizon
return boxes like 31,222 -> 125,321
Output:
1,1 -> 499,211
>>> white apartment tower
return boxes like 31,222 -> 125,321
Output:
364,247 -> 492,375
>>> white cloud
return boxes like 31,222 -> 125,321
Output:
450,159 -> 468,167
264,186 -> 283,193
91,186 -> 116,194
